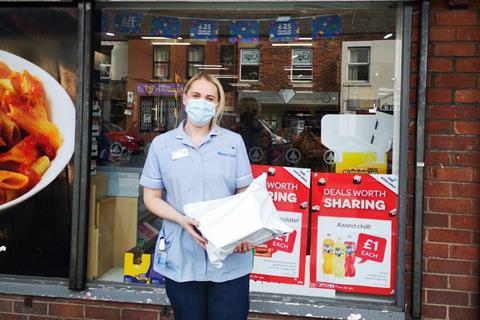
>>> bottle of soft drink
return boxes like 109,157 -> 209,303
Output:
322,234 -> 334,275
334,237 -> 345,278
344,235 -> 356,277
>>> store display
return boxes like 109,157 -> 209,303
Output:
321,113 -> 393,174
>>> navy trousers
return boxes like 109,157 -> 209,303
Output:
164,274 -> 250,320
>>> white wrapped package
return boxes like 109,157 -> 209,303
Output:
183,173 -> 293,268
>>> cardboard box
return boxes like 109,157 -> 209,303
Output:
106,171 -> 141,197
91,172 -> 107,200
88,197 -> 138,280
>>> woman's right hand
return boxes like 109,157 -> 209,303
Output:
177,215 -> 207,249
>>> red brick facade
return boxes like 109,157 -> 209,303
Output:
409,1 -> 480,320
0,1 -> 479,319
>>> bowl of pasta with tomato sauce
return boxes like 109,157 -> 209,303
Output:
0,50 -> 75,211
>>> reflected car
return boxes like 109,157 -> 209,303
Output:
102,121 -> 144,155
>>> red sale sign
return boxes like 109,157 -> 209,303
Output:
309,173 -> 397,295
250,165 -> 309,285
266,230 -> 297,254
356,233 -> 387,264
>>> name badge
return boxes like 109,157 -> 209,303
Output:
171,148 -> 189,160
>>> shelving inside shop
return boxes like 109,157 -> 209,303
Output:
87,167 -> 163,283
90,100 -> 101,175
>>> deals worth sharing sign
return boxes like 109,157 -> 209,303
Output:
310,173 -> 398,295
250,165 -> 310,285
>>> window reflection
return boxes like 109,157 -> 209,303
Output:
90,3 -> 401,289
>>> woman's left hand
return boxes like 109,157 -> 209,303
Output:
234,241 -> 253,253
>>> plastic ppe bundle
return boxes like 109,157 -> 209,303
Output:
183,173 -> 292,268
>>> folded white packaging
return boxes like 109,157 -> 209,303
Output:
183,173 -> 293,268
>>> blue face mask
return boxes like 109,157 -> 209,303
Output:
186,98 -> 216,127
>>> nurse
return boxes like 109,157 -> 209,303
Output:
140,71 -> 254,320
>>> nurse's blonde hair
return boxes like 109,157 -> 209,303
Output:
184,71 -> 225,126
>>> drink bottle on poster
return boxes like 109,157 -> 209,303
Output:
322,234 -> 334,275
333,238 -> 345,279
344,235 -> 356,278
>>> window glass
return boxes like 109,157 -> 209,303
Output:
91,1 -> 402,305
240,49 -> 260,81
187,46 -> 204,78
153,46 -> 170,80
348,47 -> 370,81
291,48 -> 313,82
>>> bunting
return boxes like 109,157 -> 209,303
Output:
311,15 -> 341,39
150,16 -> 181,38
228,21 -> 260,43
113,13 -> 143,34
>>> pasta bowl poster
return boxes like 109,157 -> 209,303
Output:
0,50 -> 75,211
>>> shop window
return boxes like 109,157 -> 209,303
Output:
90,3 -> 404,317
347,47 -> 370,82
240,49 -> 260,81
290,48 -> 313,82
187,45 -> 204,78
153,46 -> 170,80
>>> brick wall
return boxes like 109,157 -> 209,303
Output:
0,294 -> 310,320
414,1 -> 480,319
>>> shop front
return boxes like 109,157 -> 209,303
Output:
0,1 -> 414,319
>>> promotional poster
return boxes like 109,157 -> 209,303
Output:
310,173 -> 398,295
0,8 -> 77,277
250,165 -> 310,285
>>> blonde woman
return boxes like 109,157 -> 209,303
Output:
141,71 -> 253,320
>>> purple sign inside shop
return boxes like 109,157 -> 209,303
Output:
136,83 -> 184,96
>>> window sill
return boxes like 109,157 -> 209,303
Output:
239,80 -> 260,83
0,276 -> 405,320
343,82 -> 372,87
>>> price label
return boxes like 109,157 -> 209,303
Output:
265,229 -> 297,254
356,233 -> 387,263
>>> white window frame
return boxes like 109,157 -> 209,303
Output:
187,45 -> 205,79
153,45 -> 170,80
347,46 -> 371,83
239,48 -> 260,82
290,48 -> 313,83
